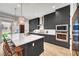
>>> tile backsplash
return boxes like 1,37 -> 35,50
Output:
33,29 -> 56,35
44,29 -> 56,35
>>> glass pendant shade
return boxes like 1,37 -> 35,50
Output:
18,16 -> 25,25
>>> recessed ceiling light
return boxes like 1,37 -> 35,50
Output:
52,6 -> 55,8
17,4 -> 21,7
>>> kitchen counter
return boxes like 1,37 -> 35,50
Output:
30,32 -> 56,35
9,34 -> 44,56
11,34 -> 44,47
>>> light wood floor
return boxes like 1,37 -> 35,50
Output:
40,42 -> 71,56
0,42 -> 71,56
72,50 -> 79,56
0,43 -> 4,56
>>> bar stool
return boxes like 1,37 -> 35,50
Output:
3,39 -> 23,56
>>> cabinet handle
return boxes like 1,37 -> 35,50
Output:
32,43 -> 35,47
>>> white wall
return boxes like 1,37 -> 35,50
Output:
0,20 -> 2,43
2,21 -> 11,33
25,19 -> 29,33
12,21 -> 19,33
0,20 -> 2,32
12,19 -> 29,34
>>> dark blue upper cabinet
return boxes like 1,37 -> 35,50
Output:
44,12 -> 56,29
44,5 -> 70,29
29,18 -> 40,32
56,5 -> 70,25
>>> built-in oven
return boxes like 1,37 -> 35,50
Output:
56,24 -> 68,42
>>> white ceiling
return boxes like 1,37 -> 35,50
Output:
0,3 -> 69,19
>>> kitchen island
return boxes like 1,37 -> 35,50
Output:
10,34 -> 44,56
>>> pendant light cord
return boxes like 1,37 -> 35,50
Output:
21,3 -> 22,16
15,8 -> 16,20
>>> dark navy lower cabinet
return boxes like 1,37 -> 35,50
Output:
44,35 -> 69,48
21,38 -> 44,56
32,38 -> 44,56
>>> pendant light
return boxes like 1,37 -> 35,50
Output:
18,3 -> 25,25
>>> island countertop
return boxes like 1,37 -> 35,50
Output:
10,34 -> 44,47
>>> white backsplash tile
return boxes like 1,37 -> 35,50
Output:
44,29 -> 56,35
33,29 -> 56,35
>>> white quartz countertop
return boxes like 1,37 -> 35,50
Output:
31,32 -> 55,35
10,34 -> 44,47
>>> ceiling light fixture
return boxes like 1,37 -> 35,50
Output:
52,6 -> 55,8
17,4 -> 21,8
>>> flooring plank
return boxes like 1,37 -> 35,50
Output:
40,42 -> 71,56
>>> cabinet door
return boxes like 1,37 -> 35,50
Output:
29,18 -> 39,32
21,43 -> 33,56
32,39 -> 44,56
44,35 -> 56,43
22,39 -> 44,56
44,12 -> 56,29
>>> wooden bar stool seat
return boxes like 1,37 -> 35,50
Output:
15,47 -> 23,56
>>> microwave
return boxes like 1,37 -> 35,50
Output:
56,24 -> 68,31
